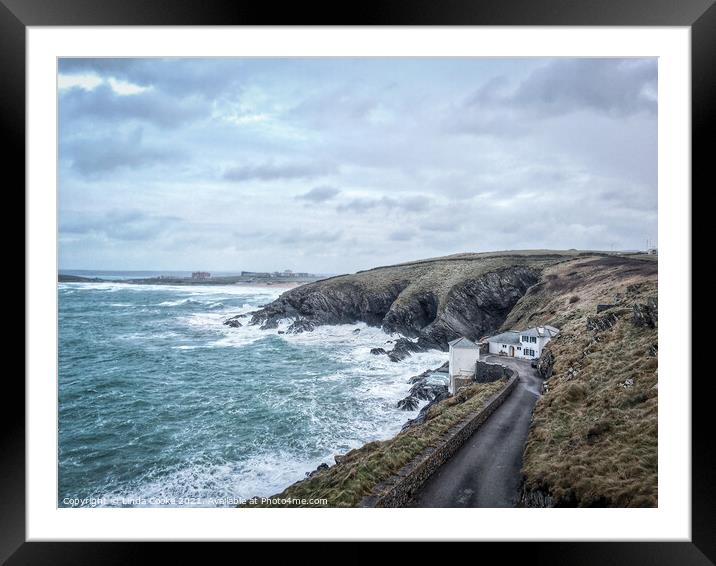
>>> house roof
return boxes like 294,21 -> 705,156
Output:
448,337 -> 479,349
520,325 -> 560,338
487,325 -> 560,345
486,331 -> 521,346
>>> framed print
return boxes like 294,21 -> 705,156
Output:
8,0 -> 710,561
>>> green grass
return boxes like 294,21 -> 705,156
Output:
244,379 -> 507,507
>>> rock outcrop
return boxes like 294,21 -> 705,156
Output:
396,367 -> 450,412
232,253 -> 551,360
632,297 -> 658,328
401,388 -> 451,430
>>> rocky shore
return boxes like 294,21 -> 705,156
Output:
224,252 -> 574,361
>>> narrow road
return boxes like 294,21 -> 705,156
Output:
412,355 -> 543,508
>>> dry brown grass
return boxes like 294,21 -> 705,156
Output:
518,256 -> 658,507
318,250 -> 583,310
245,380 -> 506,507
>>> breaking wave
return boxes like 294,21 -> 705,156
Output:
58,282 -> 446,507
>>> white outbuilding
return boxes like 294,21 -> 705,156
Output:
486,325 -> 559,360
448,337 -> 480,394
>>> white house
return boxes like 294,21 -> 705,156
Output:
448,337 -> 480,394
486,325 -> 559,360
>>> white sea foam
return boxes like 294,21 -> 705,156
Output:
94,449 -> 331,507
60,281 -> 287,298
61,282 -> 451,507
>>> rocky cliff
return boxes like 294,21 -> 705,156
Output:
229,250 -> 659,508
228,252 -> 582,360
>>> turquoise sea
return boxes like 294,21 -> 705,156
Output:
58,280 -> 446,507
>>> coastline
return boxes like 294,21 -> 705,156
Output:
58,273 -> 316,288
232,281 -> 304,289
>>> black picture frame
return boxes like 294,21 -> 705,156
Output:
7,0 -> 708,562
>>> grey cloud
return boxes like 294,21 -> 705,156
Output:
278,229 -> 343,245
60,83 -> 208,129
61,209 -> 182,241
388,229 -> 416,242
421,219 -> 459,232
57,58 -> 657,273
513,59 -> 657,117
232,228 -> 343,247
453,59 -> 657,137
62,128 -> 177,176
337,194 -> 431,214
223,161 -> 336,182
296,186 -> 341,202
289,88 -> 379,129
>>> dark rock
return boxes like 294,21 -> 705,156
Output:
520,486 -> 555,508
408,369 -> 433,383
244,263 -> 540,351
396,366 -> 448,413
586,310 -> 626,332
536,348 -> 555,379
305,462 -> 330,478
277,330 -> 285,334
596,304 -> 617,313
260,318 -> 280,330
632,297 -> 658,328
408,381 -> 446,401
225,318 -> 243,328
387,338 -> 425,362
401,388 -> 450,430
370,348 -> 387,356
396,397 -> 420,411
353,328 -> 361,334
287,319 -> 316,334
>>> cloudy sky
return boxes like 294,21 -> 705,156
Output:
58,58 -> 657,274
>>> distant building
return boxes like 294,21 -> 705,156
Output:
486,325 -> 559,360
647,248 -> 658,255
448,337 -> 481,394
191,271 -> 211,280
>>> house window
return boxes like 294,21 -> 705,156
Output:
530,336 -> 537,343
521,335 -> 528,342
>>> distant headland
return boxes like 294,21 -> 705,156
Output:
58,270 -> 324,287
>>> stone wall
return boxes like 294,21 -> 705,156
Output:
359,371 -> 519,508
474,360 -> 513,383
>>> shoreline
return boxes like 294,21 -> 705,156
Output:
58,274 -> 316,288
231,281 -> 304,289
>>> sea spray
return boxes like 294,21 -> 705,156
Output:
58,282 -> 447,507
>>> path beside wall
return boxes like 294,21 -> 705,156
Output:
360,370 -> 519,508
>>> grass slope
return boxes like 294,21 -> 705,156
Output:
507,256 -> 658,507
312,250 -> 585,310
